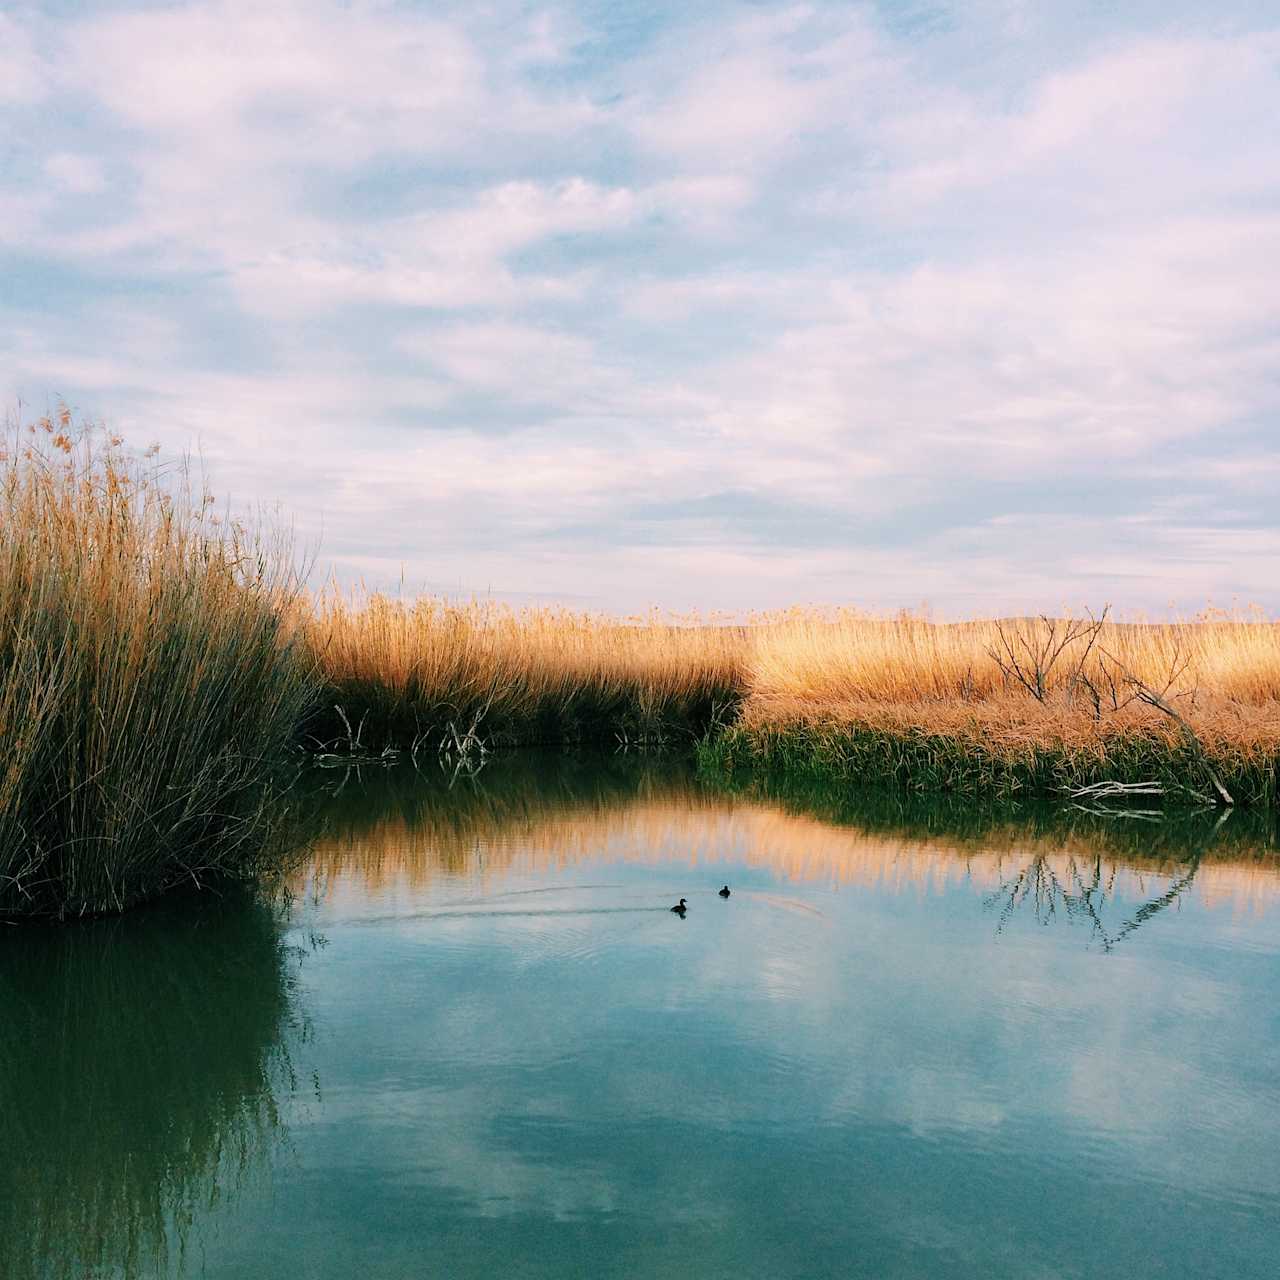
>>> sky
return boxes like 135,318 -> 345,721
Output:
3,0 -> 1279,615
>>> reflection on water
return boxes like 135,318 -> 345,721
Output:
5,754 -> 1280,1279
305,755 -> 1280,941
715,771 -> 1280,946
0,892 -> 302,1280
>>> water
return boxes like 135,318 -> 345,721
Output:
4,755 -> 1280,1279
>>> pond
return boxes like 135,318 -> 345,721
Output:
4,754 -> 1280,1279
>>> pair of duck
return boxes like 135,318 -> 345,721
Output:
670,886 -> 731,914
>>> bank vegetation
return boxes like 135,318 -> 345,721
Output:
707,609 -> 1280,807
0,411 -> 315,920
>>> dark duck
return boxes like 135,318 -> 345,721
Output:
670,898 -> 687,914
719,885 -> 731,898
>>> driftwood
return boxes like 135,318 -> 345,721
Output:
1069,780 -> 1166,799
1065,778 -> 1214,817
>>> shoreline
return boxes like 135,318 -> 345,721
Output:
695,720 -> 1279,809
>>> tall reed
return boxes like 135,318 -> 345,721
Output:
744,610 -> 1280,711
7,400 -> 1279,923
0,409 -> 317,919
301,596 -> 1280,801
303,592 -> 745,748
710,610 -> 1280,803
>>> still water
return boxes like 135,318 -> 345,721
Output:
4,755 -> 1280,1279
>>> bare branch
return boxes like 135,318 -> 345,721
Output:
1098,646 -> 1234,807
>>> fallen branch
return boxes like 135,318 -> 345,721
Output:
1097,648 -> 1235,807
1068,780 -> 1166,799
1133,685 -> 1234,807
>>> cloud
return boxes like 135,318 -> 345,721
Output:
68,1 -> 481,142
625,5 -> 886,171
878,32 -> 1280,220
0,13 -> 49,104
3,1 -> 1280,611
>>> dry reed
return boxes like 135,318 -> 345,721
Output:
300,599 -> 1280,802
302,591 -> 745,748
744,609 -> 1280,711
0,408 -> 317,919
710,610 -> 1280,803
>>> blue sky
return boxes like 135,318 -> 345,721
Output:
3,1 -> 1279,613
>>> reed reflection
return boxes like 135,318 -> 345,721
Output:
302,755 -> 1280,935
0,891 -> 302,1280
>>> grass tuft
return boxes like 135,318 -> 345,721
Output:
710,610 -> 1280,804
301,591 -> 745,750
0,408 -> 317,920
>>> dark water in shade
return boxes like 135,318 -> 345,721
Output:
4,756 -> 1280,1279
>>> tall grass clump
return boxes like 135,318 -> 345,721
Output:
0,408 -> 318,920
303,592 -> 745,749
706,610 -> 1280,804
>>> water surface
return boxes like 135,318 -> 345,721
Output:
5,755 -> 1280,1278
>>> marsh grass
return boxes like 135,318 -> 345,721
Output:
0,409 -> 317,919
302,591 -> 745,750
706,611 -> 1280,804
699,718 -> 1280,807
305,602 -> 1280,804
746,610 -> 1280,708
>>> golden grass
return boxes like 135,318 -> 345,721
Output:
301,601 -> 1280,748
299,597 -> 1280,799
744,610 -> 1280,719
0,409 -> 316,918
302,591 -> 745,746
715,611 -> 1280,801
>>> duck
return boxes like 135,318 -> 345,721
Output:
670,898 -> 687,914
718,885 -> 731,898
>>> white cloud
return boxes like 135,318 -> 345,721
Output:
225,179 -> 634,318
408,322 -> 605,406
0,14 -> 45,104
3,2 -> 1280,611
42,153 -> 107,194
626,6 -> 887,173
880,33 -> 1280,217
67,1 -> 481,138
